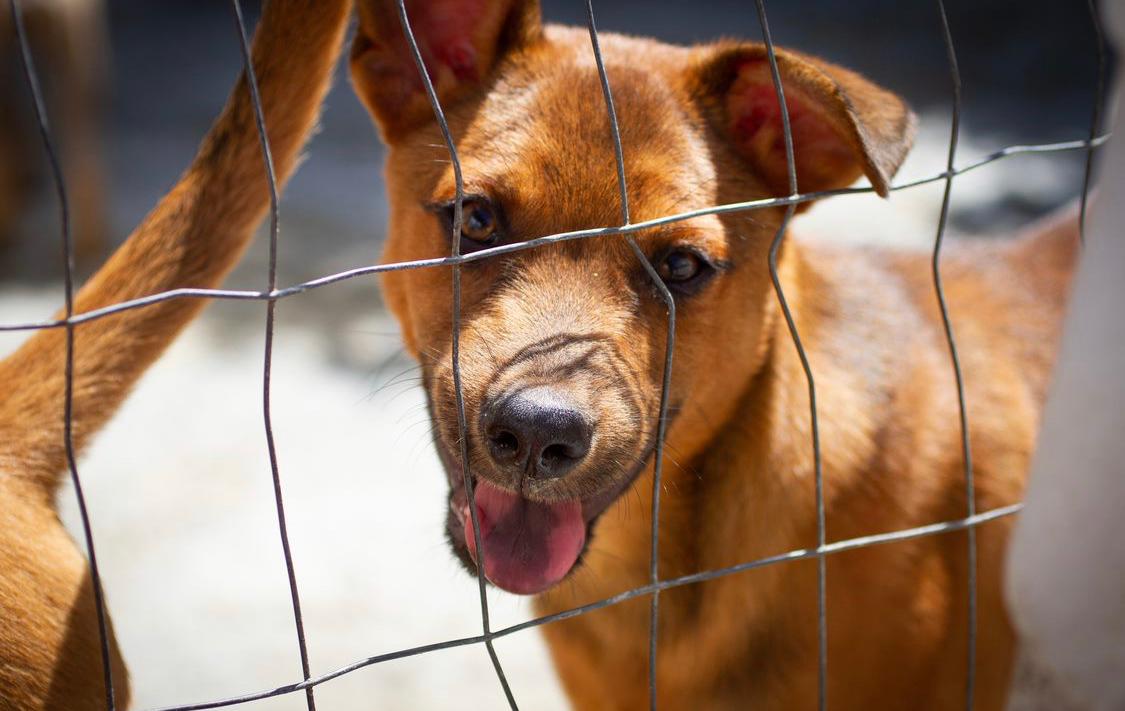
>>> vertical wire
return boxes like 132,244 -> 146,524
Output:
752,2 -> 827,709
8,1 -> 117,708
582,3 -> 677,709
1079,0 -> 1106,244
229,3 -> 316,708
392,2 -> 517,707
932,2 -> 976,708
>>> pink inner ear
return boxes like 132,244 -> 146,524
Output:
727,59 -> 853,189
360,0 -> 487,95
412,0 -> 487,83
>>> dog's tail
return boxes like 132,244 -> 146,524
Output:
0,0 -> 353,493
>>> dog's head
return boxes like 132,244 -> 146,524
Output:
351,0 -> 915,595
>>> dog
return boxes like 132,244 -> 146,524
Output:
0,1 -> 350,708
350,1 -> 1078,708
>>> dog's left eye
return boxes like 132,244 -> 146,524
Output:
655,248 -> 716,294
461,200 -> 498,244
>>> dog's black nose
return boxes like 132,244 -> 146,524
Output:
482,387 -> 592,480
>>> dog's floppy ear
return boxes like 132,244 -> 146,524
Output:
689,44 -> 916,198
350,0 -> 542,142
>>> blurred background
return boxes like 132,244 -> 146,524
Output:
0,1 -> 1111,708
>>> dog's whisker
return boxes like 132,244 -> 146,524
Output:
367,372 -> 424,401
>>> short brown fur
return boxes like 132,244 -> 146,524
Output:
0,2 -> 351,708
352,1 -> 1078,708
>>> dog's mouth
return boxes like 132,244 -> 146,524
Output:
439,440 -> 655,595
449,479 -> 586,595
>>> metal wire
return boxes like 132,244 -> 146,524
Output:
228,2 -> 316,708
2,1 -> 1110,710
932,3 -> 978,707
392,1 -> 518,706
749,2 -> 829,707
580,3 -> 677,708
8,1 -> 117,708
0,135 -> 1105,336
1080,0 -> 1107,244
148,503 -> 1023,711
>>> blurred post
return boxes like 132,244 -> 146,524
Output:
1004,3 -> 1125,710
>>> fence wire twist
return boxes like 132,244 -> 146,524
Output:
3,0 -> 1109,710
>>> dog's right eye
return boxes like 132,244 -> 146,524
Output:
431,196 -> 504,254
654,246 -> 719,296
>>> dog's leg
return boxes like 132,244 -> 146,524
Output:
0,2 -> 352,709
0,0 -> 352,491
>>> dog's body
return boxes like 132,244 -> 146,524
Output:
534,215 -> 1077,710
0,2 -> 350,708
351,1 -> 1077,708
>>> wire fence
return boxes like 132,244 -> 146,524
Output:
3,0 -> 1109,709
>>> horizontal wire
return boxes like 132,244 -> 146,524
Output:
0,135 -> 1107,335
147,502 -> 1022,711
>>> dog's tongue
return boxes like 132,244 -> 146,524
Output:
464,480 -> 585,595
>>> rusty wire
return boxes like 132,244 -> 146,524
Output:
2,0 -> 1110,710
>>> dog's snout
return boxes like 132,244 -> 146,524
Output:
483,387 -> 592,481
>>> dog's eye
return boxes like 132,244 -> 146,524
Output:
461,200 -> 498,244
660,251 -> 702,282
654,248 -> 718,296
433,196 -> 503,253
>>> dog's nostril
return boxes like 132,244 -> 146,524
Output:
490,430 -> 520,458
535,429 -> 590,479
481,386 -> 593,481
540,443 -> 574,467
536,440 -> 586,478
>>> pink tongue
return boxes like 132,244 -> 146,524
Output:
464,480 -> 586,595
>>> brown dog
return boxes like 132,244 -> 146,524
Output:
350,1 -> 1077,708
0,2 -> 350,708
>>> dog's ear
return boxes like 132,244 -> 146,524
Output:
689,44 -> 916,198
350,0 -> 542,142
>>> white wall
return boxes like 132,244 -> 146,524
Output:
1005,4 -> 1125,710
